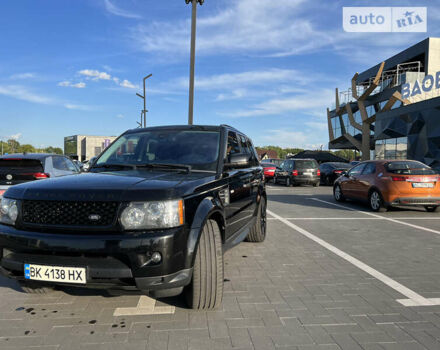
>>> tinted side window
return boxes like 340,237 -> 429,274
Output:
64,158 -> 79,172
362,163 -> 376,175
227,132 -> 240,157
348,163 -> 366,176
244,137 -> 259,166
52,157 -> 69,171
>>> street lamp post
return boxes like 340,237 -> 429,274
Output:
136,74 -> 153,128
185,0 -> 204,125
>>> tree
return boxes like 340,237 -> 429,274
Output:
7,139 -> 20,153
19,144 -> 36,153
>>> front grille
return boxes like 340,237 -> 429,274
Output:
22,200 -> 119,226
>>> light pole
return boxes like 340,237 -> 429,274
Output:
185,0 -> 204,125
136,74 -> 152,128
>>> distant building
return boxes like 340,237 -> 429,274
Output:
327,37 -> 440,168
64,135 -> 117,161
256,149 -> 278,160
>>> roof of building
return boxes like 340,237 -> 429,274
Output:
256,149 -> 278,159
357,37 -> 433,84
288,151 -> 348,163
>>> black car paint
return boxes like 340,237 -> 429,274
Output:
0,125 -> 265,293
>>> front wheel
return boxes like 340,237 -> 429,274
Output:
369,190 -> 388,212
333,184 -> 345,202
425,206 -> 439,212
285,177 -> 291,187
185,219 -> 223,310
246,197 -> 266,243
313,182 -> 319,187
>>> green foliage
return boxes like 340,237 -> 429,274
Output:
0,139 -> 63,155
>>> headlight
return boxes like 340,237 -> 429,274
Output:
120,199 -> 184,230
0,198 -> 19,225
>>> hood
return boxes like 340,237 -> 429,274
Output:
5,171 -> 215,202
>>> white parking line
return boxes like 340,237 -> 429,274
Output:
113,295 -> 175,316
267,217 -> 440,220
267,209 -> 440,307
310,198 -> 440,236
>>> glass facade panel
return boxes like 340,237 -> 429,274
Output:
375,137 -> 407,160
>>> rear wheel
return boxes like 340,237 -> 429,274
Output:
333,184 -> 345,202
425,206 -> 439,212
246,197 -> 267,243
285,177 -> 291,187
185,219 -> 223,310
369,190 -> 387,212
19,281 -> 54,294
313,182 -> 319,187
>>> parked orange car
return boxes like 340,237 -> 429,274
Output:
333,160 -> 440,212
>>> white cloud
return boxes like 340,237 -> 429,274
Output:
222,89 -> 334,118
64,103 -> 93,111
9,73 -> 35,80
58,81 -> 86,88
10,133 -> 22,140
131,0 -> 434,62
258,129 -> 324,149
104,0 -> 141,19
132,0 -> 340,57
79,69 -> 111,80
0,85 -> 54,104
116,114 -> 124,118
120,79 -> 136,89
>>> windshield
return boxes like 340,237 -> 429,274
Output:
95,130 -> 221,172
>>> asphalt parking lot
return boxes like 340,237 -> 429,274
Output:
1,185 -> 440,350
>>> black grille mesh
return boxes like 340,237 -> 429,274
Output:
22,200 -> 119,226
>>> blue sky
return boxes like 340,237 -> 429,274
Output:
0,0 -> 438,150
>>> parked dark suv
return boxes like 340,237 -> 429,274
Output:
274,158 -> 320,187
0,125 -> 266,309
0,153 -> 80,198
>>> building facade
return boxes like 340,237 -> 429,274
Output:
64,135 -> 117,161
327,37 -> 440,168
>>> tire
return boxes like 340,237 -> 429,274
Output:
185,219 -> 223,310
333,184 -> 345,202
285,177 -> 291,187
19,281 -> 54,294
246,197 -> 267,243
325,176 -> 331,186
425,206 -> 439,212
369,190 -> 388,212
313,182 -> 319,187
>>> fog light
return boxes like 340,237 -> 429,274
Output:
151,252 -> 162,263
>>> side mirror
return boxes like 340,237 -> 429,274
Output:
224,154 -> 250,169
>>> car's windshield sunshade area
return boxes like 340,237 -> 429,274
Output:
385,161 -> 436,175
96,130 -> 220,171
296,160 -> 317,169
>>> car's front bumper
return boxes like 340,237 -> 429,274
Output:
0,224 -> 192,291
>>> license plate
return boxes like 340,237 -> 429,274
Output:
412,182 -> 434,188
24,264 -> 86,284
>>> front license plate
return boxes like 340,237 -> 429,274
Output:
24,264 -> 86,284
412,182 -> 434,188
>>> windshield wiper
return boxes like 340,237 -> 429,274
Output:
91,163 -> 192,173
90,163 -> 138,170
136,163 -> 192,173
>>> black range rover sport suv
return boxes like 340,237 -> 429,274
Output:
0,125 -> 266,309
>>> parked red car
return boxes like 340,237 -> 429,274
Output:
261,162 -> 277,182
